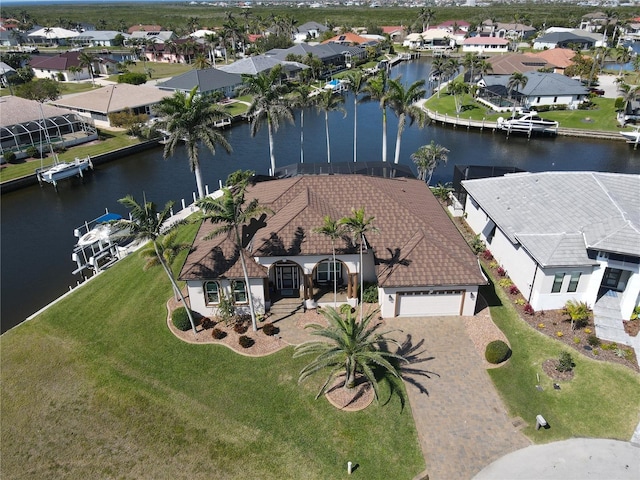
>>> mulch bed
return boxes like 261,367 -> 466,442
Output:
542,359 -> 575,382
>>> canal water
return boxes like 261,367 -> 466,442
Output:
2,59 -> 639,333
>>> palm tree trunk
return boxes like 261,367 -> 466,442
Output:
155,242 -> 197,336
345,357 -> 356,389
194,164 -> 205,199
381,108 -> 388,162
393,114 -> 405,164
332,243 -> 337,308
359,238 -> 364,322
325,111 -> 331,163
235,227 -> 258,332
353,97 -> 358,162
300,109 -> 304,164
267,115 -> 276,175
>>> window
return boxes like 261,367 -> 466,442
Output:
204,281 -> 220,304
232,280 -> 247,303
551,273 -> 564,293
553,96 -> 558,103
567,272 -> 581,293
487,224 -> 497,244
317,261 -> 340,283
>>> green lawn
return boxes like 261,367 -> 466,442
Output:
107,61 -> 193,82
0,221 -> 425,479
483,269 -> 640,442
424,90 -> 621,131
0,131 -> 141,183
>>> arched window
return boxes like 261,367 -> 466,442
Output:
204,281 -> 220,305
232,280 -> 247,303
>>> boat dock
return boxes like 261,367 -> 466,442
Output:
36,155 -> 93,189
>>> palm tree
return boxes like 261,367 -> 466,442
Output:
78,51 -> 96,86
462,52 -> 479,84
315,88 -> 346,164
564,300 -> 591,331
430,57 -> 445,98
507,72 -> 528,114
153,86 -> 232,199
386,77 -> 427,165
313,216 -> 345,308
196,183 -> 273,332
290,83 -> 315,164
447,80 -> 469,114
416,7 -> 435,32
115,194 -> 197,335
614,46 -> 631,77
239,64 -> 293,175
410,141 -> 450,185
67,65 -> 82,81
293,307 -> 408,401
192,53 -> 211,70
139,230 -> 190,300
344,70 -> 365,163
339,208 -> 378,321
363,70 -> 389,162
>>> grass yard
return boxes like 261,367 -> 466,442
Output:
107,61 -> 193,82
483,269 -> 640,442
0,222 -> 425,479
0,131 -> 141,184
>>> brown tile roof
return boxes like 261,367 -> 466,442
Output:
526,48 -> 576,69
486,53 -> 549,75
181,175 -> 485,287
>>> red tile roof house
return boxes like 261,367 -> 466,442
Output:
180,175 -> 486,320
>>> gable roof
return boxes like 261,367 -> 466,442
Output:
28,27 -> 79,39
526,48 -> 576,69
297,21 -> 328,34
462,172 -> 640,266
181,176 -> 486,288
29,51 -> 83,71
322,32 -> 372,45
51,83 -> 169,114
218,55 -> 307,75
265,43 -> 341,62
157,68 -> 242,94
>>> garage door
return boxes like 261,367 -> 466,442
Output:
397,290 -> 464,316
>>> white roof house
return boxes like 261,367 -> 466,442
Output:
28,27 -> 79,41
462,172 -> 640,346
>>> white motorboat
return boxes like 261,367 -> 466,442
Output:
619,126 -> 640,144
37,156 -> 93,188
72,212 -> 130,275
497,111 -> 559,135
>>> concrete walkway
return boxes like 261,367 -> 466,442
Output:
383,316 -> 531,480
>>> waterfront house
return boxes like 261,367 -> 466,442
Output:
72,30 -> 128,47
293,21 -> 329,43
476,71 -> 588,112
477,20 -> 536,40
0,96 -> 97,161
461,37 -> 510,54
29,51 -> 90,81
525,48 -> 576,75
50,83 -> 169,127
533,29 -> 605,50
218,55 -> 308,79
484,53 -> 549,75
27,26 -> 79,46
462,172 -> 640,338
157,68 -> 242,98
180,174 -> 485,320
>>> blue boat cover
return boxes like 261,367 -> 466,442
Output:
95,213 -> 122,223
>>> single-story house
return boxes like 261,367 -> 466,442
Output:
27,26 -> 79,46
403,33 -> 424,50
533,29 -> 604,50
485,53 -> 550,75
421,28 -> 456,50
218,55 -> 308,78
72,30 -> 128,47
266,43 -> 342,66
0,61 -> 16,87
381,26 -> 405,41
127,25 -> 162,34
0,96 -> 97,161
294,21 -> 328,43
462,172 -> 640,343
29,51 -> 91,81
50,83 -> 170,127
462,37 -> 510,54
476,71 -> 588,111
180,174 -> 486,320
157,68 -> 242,98
322,32 -> 375,46
525,48 -> 576,74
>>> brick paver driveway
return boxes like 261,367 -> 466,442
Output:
385,316 -> 530,480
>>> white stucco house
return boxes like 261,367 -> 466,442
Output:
461,37 -> 510,54
462,172 -> 640,344
180,174 -> 486,320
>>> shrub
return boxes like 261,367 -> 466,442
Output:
211,328 -> 226,339
484,340 -> 511,364
25,146 -> 40,158
482,249 -> 493,260
470,235 -> 486,254
496,267 -> 506,277
339,303 -> 353,315
556,331 -> 563,337
573,336 -> 581,344
489,261 -> 499,269
631,306 -> 640,320
514,298 -> 526,306
172,307 -> 192,331
262,322 -> 278,336
523,303 -> 535,315
538,323 -> 545,329
201,317 -> 215,330
3,151 -> 17,163
584,327 -> 592,334
614,348 -> 627,358
615,97 -> 625,111
234,322 -> 249,334
362,282 -> 378,303
564,300 -> 591,330
117,72 -> 148,85
587,334 -> 600,347
498,278 -> 512,288
238,335 -> 254,348
556,351 -> 574,372
509,285 -> 519,295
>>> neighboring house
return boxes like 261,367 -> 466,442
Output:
29,51 -> 90,81
294,21 -> 328,43
50,83 -> 170,127
0,61 -> 16,86
437,20 -> 470,34
218,55 -> 308,78
462,172 -> 640,341
72,30 -> 128,47
128,25 -> 162,34
322,32 -> 375,46
157,68 -> 242,98
381,26 -> 405,41
462,37 -> 510,53
526,48 -> 576,74
579,12 -> 616,33
0,96 -> 97,161
142,37 -> 203,63
486,53 -> 550,75
476,72 -> 588,111
478,20 -> 536,40
28,27 -> 79,46
180,174 -> 485,320
533,29 -> 605,50
129,30 -> 174,45
403,33 -> 424,49
266,43 -> 342,66
421,28 -> 456,50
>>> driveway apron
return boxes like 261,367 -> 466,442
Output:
386,316 -> 530,480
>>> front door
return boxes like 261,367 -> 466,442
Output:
276,265 -> 299,295
602,268 -> 623,291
